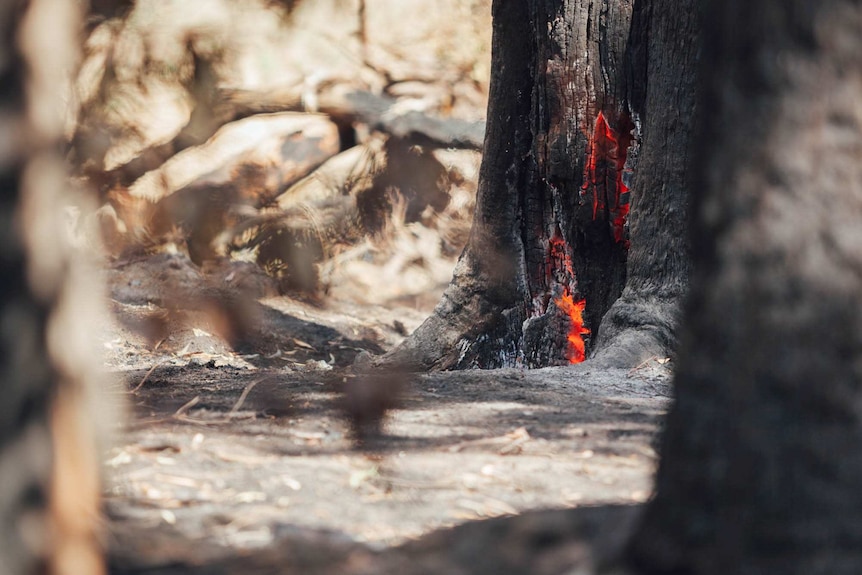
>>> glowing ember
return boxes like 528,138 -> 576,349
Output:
555,291 -> 590,364
545,230 -> 590,364
548,234 -> 574,279
582,111 -> 632,246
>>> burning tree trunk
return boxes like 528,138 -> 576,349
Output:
386,0 -> 651,370
590,0 -> 697,367
625,0 -> 862,573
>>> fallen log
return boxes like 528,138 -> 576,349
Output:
128,112 -> 339,206
221,83 -> 487,150
227,143 -> 381,293
101,112 -> 340,257
95,81 -> 486,193
226,135 -> 451,294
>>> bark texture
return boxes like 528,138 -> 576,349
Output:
590,0 -> 697,367
1,2 -> 106,574
628,0 -> 862,573
387,0 -> 636,370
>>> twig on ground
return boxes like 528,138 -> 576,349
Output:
131,361 -> 167,394
229,375 -> 275,415
627,356 -> 660,376
174,396 -> 201,417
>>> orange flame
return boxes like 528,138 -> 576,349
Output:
547,231 -> 590,363
555,291 -> 590,364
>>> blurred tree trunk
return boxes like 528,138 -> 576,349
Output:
627,0 -> 862,573
0,5 -> 56,574
385,0 -> 694,370
1,2 -> 105,575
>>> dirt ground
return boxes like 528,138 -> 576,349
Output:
99,254 -> 671,574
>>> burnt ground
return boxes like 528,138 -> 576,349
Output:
99,253 -> 672,575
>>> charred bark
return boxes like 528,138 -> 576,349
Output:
627,0 -> 862,573
590,0 -> 697,367
385,0 -> 638,370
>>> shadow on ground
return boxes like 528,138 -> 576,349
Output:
107,361 -> 669,574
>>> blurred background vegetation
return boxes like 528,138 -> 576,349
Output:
66,1 -> 492,366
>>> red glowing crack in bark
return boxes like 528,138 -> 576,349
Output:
548,234 -> 590,364
542,112 -> 632,364
581,111 -> 632,245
